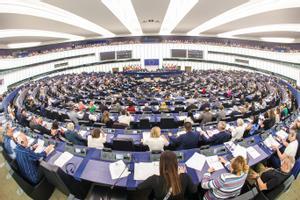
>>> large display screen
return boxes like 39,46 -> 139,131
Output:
116,50 -> 132,59
144,59 -> 159,66
187,50 -> 203,59
171,49 -> 187,58
100,51 -> 115,61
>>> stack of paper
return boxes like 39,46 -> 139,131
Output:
185,153 -> 206,171
134,162 -> 160,180
177,131 -> 186,136
54,152 -> 74,168
247,147 -> 260,159
276,130 -> 288,140
263,135 -> 280,149
142,132 -> 151,140
109,160 -> 130,180
206,156 -> 224,170
34,139 -> 45,153
232,145 -> 247,159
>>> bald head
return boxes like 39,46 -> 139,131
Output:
16,132 -> 28,147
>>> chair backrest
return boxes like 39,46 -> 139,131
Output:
292,158 -> 300,179
40,161 -> 70,195
160,117 -> 176,129
112,138 -> 134,151
264,175 -> 295,200
112,122 -> 128,129
139,118 -> 151,129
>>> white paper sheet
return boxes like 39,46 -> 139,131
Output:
78,130 -> 87,137
185,153 -> 206,171
247,146 -> 260,159
263,135 -> 280,149
206,156 -> 224,170
134,162 -> 160,181
34,139 -> 45,153
109,160 -> 130,180
177,131 -> 186,136
54,152 -> 74,168
276,130 -> 288,140
232,145 -> 247,159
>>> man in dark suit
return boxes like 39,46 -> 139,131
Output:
202,121 -> 231,146
169,122 -> 202,150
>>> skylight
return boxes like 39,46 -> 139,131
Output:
261,37 -> 295,43
160,0 -> 198,35
101,0 -> 142,35
7,42 -> 42,48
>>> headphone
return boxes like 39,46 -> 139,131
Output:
65,162 -> 76,175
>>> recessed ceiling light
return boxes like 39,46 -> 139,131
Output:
187,0 -> 300,35
261,37 -> 295,43
0,29 -> 85,41
7,42 -> 42,48
218,24 -> 300,38
0,0 -> 115,37
101,0 -> 142,35
160,0 -> 198,35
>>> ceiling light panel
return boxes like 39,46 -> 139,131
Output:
7,42 -> 42,48
160,0 -> 198,34
0,29 -> 85,41
218,24 -> 300,38
0,0 -> 115,37
261,37 -> 295,43
187,0 -> 300,35
101,0 -> 142,35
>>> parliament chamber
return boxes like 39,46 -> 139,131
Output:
1,1 -> 300,200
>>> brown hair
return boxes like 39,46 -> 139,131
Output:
231,156 -> 249,175
91,128 -> 101,138
101,111 -> 110,124
159,151 -> 182,196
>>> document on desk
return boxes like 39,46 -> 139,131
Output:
232,145 -> 247,159
134,162 -> 160,181
142,132 -> 151,140
109,160 -> 130,180
263,135 -> 280,149
177,116 -> 187,121
276,130 -> 288,140
78,130 -> 88,138
54,152 -> 74,168
34,139 -> 45,153
185,152 -> 206,171
206,156 -> 224,171
247,146 -> 260,159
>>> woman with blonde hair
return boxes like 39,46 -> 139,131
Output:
142,126 -> 169,151
202,156 -> 249,199
159,102 -> 169,112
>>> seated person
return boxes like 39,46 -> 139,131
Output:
142,103 -> 152,112
87,128 -> 106,149
127,103 -> 136,113
33,117 -> 51,135
50,121 -> 64,141
64,122 -> 85,146
230,106 -> 242,117
169,122 -> 202,150
118,110 -> 131,126
201,156 -> 249,199
270,129 -> 298,168
230,118 -> 245,141
101,111 -> 114,128
247,156 -> 295,198
3,124 -> 17,159
142,127 -> 169,152
215,105 -> 226,122
77,101 -> 86,112
15,133 -> 54,185
88,101 -> 97,113
201,121 -> 231,146
199,107 -> 213,124
159,102 -> 169,112
137,151 -> 197,199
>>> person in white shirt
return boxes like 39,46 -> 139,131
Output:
231,118 -> 246,141
87,128 -> 106,149
271,129 -> 299,168
142,127 -> 169,152
118,110 -> 131,126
